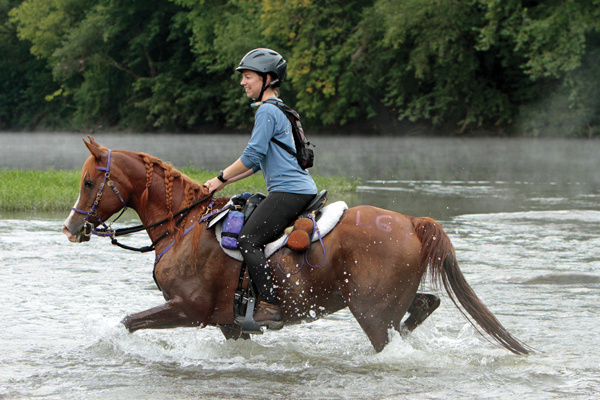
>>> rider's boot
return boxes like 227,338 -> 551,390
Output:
253,301 -> 284,330
236,236 -> 285,331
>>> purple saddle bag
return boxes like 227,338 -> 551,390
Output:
221,210 -> 244,250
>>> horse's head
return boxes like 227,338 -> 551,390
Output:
62,136 -> 132,243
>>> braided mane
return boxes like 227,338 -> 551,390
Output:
134,152 -> 209,244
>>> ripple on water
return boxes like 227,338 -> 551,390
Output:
2,208 -> 600,399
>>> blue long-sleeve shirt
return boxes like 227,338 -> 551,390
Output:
240,97 -> 318,195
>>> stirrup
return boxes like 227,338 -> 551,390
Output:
235,296 -> 263,334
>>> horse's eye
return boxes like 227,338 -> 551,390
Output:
84,180 -> 94,189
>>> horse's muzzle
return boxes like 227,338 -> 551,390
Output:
61,224 -> 91,243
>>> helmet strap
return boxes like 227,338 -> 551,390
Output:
250,81 -> 265,106
256,74 -> 267,102
254,74 -> 280,102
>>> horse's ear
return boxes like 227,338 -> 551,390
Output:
84,136 -> 106,160
88,135 -> 101,147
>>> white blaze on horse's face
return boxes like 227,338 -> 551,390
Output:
62,170 -> 96,243
62,169 -> 90,242
62,193 -> 81,242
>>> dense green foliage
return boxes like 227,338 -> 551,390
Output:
0,0 -> 67,130
0,168 -> 357,211
2,0 -> 600,136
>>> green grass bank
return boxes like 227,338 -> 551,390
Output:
0,168 -> 357,212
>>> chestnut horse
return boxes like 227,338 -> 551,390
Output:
62,137 -> 533,354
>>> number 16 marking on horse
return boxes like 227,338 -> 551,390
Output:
62,137 -> 535,354
356,210 -> 403,233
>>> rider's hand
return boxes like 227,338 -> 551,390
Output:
204,177 -> 226,193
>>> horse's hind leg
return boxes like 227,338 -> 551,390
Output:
349,311 -> 395,352
399,293 -> 440,333
347,292 -> 439,352
347,293 -> 414,352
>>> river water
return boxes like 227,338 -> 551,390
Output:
1,133 -> 600,399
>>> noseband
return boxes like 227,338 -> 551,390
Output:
71,149 -> 128,238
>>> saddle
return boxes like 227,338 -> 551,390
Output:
242,189 -> 328,225
208,190 -> 329,253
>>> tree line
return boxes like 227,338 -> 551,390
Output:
1,0 -> 600,136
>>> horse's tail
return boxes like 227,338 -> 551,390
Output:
412,217 -> 534,355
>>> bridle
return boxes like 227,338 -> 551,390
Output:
71,148 -> 215,254
71,149 -> 129,238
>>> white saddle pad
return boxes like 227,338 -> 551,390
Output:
215,201 -> 348,261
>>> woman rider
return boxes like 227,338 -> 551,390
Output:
204,48 -> 318,330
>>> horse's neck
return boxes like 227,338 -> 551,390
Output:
126,157 -> 208,236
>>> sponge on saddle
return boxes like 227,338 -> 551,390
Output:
286,218 -> 314,252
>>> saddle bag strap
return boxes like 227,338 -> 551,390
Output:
236,262 -> 247,293
233,262 -> 247,319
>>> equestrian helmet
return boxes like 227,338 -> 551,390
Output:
236,48 -> 287,85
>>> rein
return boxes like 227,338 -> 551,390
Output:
72,149 -> 214,253
105,193 -> 214,254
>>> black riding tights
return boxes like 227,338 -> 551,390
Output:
237,192 -> 314,305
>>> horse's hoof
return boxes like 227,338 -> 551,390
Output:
120,316 -> 134,332
402,293 -> 441,332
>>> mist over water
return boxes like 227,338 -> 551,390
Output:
2,132 -> 600,184
2,133 -> 600,399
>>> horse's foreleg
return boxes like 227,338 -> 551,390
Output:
121,299 -> 198,332
219,325 -> 251,341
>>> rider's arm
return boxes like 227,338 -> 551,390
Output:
224,163 -> 255,184
204,158 -> 255,192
